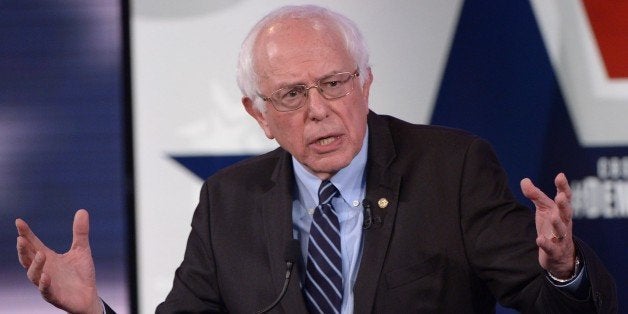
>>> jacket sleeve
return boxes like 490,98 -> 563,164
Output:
574,238 -> 618,313
459,138 -> 617,313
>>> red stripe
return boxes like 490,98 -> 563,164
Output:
582,0 -> 628,78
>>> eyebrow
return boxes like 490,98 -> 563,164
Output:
273,69 -> 352,89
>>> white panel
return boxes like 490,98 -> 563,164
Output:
531,0 -> 628,146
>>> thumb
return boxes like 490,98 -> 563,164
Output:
520,178 -> 553,210
520,178 -> 537,200
71,209 -> 90,250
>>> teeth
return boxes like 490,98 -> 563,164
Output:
318,136 -> 336,145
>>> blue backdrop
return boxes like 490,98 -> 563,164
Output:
432,0 -> 626,311
0,0 -> 133,312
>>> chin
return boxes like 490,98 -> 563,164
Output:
307,158 -> 352,178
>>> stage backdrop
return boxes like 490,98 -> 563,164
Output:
0,1 -> 132,313
131,0 -> 626,313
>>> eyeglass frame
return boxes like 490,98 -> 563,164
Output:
259,69 -> 360,112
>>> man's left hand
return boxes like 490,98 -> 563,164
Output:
520,173 -> 577,279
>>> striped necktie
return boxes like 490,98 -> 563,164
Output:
304,180 -> 343,314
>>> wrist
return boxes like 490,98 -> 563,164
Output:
548,255 -> 580,283
75,293 -> 102,314
92,297 -> 104,314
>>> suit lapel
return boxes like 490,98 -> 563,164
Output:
258,150 -> 308,313
256,112 -> 400,313
354,112 -> 402,313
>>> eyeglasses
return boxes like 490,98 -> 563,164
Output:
260,70 -> 360,112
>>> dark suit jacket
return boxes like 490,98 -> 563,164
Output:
154,112 -> 617,313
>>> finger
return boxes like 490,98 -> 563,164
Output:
16,236 -> 37,269
549,205 -> 572,243
71,209 -> 90,250
536,235 -> 558,257
520,178 -> 555,210
38,272 -> 54,302
554,173 -> 572,201
554,173 -> 573,221
554,189 -> 573,222
15,218 -> 47,252
26,251 -> 45,287
549,216 -> 568,241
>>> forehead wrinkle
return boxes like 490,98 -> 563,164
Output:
261,56 -> 355,92
267,59 -> 347,88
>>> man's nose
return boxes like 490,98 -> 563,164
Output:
306,86 -> 330,120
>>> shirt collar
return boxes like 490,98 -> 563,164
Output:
292,128 -> 369,211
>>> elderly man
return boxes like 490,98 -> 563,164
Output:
16,5 -> 616,314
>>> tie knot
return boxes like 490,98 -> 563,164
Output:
318,180 -> 339,205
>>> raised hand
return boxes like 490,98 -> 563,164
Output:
16,209 -> 102,314
520,173 -> 577,279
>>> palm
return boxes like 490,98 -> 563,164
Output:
16,209 -> 101,314
533,196 -> 573,269
42,246 -> 97,311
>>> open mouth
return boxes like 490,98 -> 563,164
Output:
317,136 -> 338,146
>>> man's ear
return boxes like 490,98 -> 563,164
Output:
361,67 -> 374,105
242,97 -> 274,139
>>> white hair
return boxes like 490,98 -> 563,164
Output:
236,5 -> 371,112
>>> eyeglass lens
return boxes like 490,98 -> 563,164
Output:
271,72 -> 356,111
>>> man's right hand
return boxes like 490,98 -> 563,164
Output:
16,209 -> 102,314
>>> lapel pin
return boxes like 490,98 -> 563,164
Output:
377,198 -> 389,209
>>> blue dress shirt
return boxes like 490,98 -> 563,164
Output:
292,130 -> 368,314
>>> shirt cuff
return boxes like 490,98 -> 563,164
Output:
546,259 -> 589,299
